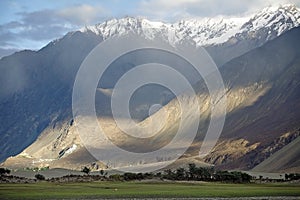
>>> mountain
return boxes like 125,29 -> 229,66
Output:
203,26 -> 300,171
80,4 -> 300,66
81,4 -> 299,47
0,5 -> 300,171
0,32 -> 103,162
3,26 -> 300,172
206,4 -> 300,65
252,136 -> 300,173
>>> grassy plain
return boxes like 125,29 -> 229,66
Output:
0,181 -> 300,199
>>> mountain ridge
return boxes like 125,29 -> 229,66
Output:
78,4 -> 300,46
2,27 -> 300,172
0,5 -> 300,172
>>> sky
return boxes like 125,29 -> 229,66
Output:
0,0 -> 300,58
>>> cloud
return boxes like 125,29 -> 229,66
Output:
0,10 -> 71,57
138,0 -> 198,20
0,4 -> 108,58
0,48 -> 19,58
138,0 -> 300,20
58,4 -> 108,25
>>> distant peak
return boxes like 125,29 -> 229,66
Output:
78,4 -> 300,46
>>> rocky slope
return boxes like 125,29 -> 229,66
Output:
2,26 -> 300,172
202,26 -> 300,171
1,5 -> 300,171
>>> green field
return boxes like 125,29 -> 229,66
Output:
0,181 -> 299,199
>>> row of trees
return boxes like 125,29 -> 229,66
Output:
4,166 -> 299,183
107,164 -> 252,183
31,168 -> 300,182
285,173 -> 300,181
163,164 -> 252,183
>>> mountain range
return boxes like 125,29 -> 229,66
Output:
0,4 -> 300,173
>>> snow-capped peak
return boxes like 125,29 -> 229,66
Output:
173,16 -> 248,45
241,4 -> 300,35
79,4 -> 300,46
80,17 -> 171,39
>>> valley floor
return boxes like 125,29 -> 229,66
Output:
0,181 -> 299,199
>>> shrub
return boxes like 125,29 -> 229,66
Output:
81,166 -> 91,175
35,174 -> 45,180
109,174 -> 122,181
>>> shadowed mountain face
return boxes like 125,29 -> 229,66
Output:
0,12 -> 300,172
202,27 -> 300,170
0,32 -> 103,161
221,27 -> 300,143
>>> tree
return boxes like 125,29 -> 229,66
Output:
285,174 -> 289,181
100,169 -> 104,176
175,167 -> 186,180
123,172 -> 139,181
81,166 -> 91,175
35,174 -> 45,180
241,172 -> 252,183
188,163 -> 196,180
144,172 -> 154,179
155,172 -> 162,179
285,173 -> 300,181
163,169 -> 175,180
109,174 -> 122,181
214,171 -> 251,183
0,168 -> 11,175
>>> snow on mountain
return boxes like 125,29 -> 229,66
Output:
240,4 -> 300,39
79,4 -> 300,46
80,17 -> 176,42
173,17 -> 247,45
243,4 -> 300,31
